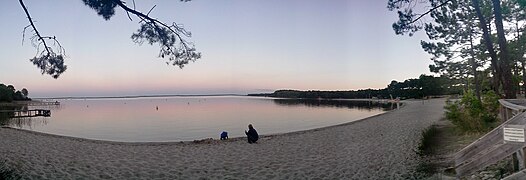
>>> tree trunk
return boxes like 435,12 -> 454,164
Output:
472,0 -> 501,94
492,0 -> 517,99
522,59 -> 526,97
517,20 -> 526,97
469,29 -> 481,101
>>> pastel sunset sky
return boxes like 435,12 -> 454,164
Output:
0,0 -> 431,97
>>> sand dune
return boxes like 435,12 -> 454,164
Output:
0,98 -> 445,179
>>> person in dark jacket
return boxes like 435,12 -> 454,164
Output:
220,131 -> 228,140
245,124 -> 259,144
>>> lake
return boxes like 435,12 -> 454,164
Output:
0,96 -> 397,142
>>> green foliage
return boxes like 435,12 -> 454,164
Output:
0,83 -> 31,102
251,74 -> 459,99
388,0 -> 525,98
131,23 -> 201,68
445,90 -> 499,132
21,88 -> 28,98
0,160 -> 20,180
0,84 -> 14,102
418,125 -> 439,156
81,0 -> 117,20
30,55 -> 67,79
81,0 -> 200,69
20,0 -> 199,79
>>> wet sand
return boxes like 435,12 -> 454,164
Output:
0,98 -> 445,179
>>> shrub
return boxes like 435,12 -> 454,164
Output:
445,90 -> 499,133
0,160 -> 20,180
418,125 -> 439,156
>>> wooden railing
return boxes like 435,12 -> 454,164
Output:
455,99 -> 526,178
11,101 -> 60,106
499,99 -> 526,121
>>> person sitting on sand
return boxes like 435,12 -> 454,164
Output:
220,131 -> 228,140
245,124 -> 259,144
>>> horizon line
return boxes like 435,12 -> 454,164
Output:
33,93 -> 249,100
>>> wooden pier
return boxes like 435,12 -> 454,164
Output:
22,101 -> 60,106
0,109 -> 51,118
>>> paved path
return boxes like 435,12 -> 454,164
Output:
0,98 -> 445,179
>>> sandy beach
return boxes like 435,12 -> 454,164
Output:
0,98 -> 445,179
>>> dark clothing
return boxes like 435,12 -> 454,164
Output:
220,131 -> 228,140
245,128 -> 259,144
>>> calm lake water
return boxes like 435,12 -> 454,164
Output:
0,96 -> 396,142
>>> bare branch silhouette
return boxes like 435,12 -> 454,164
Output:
17,0 -> 200,78
19,0 -> 67,79
408,0 -> 453,24
388,0 -> 453,36
114,0 -> 201,68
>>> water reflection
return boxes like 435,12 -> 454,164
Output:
271,98 -> 398,111
1,117 -> 49,129
0,105 -> 25,126
0,103 -> 51,129
2,96 -> 397,142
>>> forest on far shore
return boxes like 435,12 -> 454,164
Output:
249,74 -> 464,99
0,83 -> 30,102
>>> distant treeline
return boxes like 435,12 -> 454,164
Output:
0,83 -> 30,102
271,98 -> 396,111
249,75 -> 462,99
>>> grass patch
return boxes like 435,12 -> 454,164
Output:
0,160 -> 20,180
414,125 -> 442,178
418,125 -> 439,156
415,118 -> 494,178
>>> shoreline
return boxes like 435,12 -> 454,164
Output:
2,102 -> 403,145
32,94 -> 247,100
3,96 -> 403,143
32,93 -> 405,102
0,98 -> 445,179
1,101 -> 404,144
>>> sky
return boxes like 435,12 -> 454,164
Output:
0,0 -> 432,97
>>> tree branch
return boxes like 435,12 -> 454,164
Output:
409,0 -> 453,24
19,0 -> 67,78
19,0 -> 51,56
114,0 -> 200,67
114,1 -> 190,44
